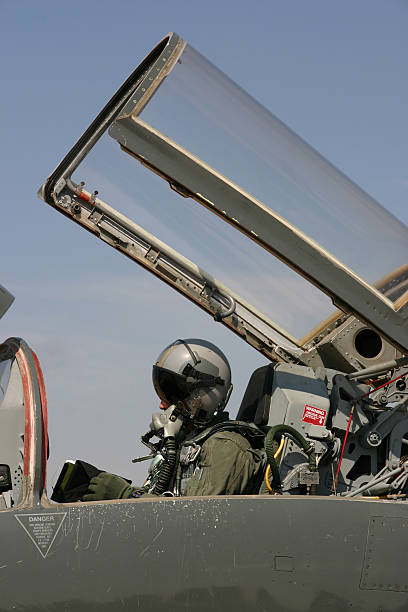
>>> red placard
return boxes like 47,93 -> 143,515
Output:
302,404 -> 326,426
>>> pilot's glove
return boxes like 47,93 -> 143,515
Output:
82,472 -> 133,501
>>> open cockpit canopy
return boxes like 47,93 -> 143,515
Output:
39,33 -> 408,362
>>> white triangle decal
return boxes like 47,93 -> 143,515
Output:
16,512 -> 66,558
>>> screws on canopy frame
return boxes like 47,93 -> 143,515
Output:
89,190 -> 98,206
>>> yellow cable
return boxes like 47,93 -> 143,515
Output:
274,436 -> 285,459
265,437 -> 285,493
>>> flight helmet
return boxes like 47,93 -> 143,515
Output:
152,339 -> 233,424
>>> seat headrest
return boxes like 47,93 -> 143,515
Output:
236,365 -> 274,426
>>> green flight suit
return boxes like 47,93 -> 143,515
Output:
183,430 -> 264,496
83,425 -> 264,501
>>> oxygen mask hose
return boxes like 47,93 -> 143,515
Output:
147,405 -> 184,495
265,425 -> 317,494
151,436 -> 177,495
265,437 -> 285,493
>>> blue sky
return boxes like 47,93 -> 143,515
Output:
0,0 -> 407,489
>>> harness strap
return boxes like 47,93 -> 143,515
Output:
182,420 -> 265,448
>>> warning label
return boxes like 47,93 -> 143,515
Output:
302,405 -> 327,426
15,513 -> 66,558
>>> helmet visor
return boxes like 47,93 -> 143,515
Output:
152,366 -> 191,404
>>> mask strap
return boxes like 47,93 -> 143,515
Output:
182,363 -> 225,387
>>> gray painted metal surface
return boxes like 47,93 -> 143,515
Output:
3,494 -> 408,611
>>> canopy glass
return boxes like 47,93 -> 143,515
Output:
71,133 -> 336,342
137,44 -> 407,293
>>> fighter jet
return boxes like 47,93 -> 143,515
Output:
0,33 -> 407,611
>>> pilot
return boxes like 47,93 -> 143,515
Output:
83,339 -> 264,500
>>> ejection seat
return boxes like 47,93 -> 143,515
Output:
236,365 -> 274,427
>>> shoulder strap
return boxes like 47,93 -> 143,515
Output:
182,420 -> 265,448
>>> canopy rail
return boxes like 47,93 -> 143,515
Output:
41,177 -> 305,363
